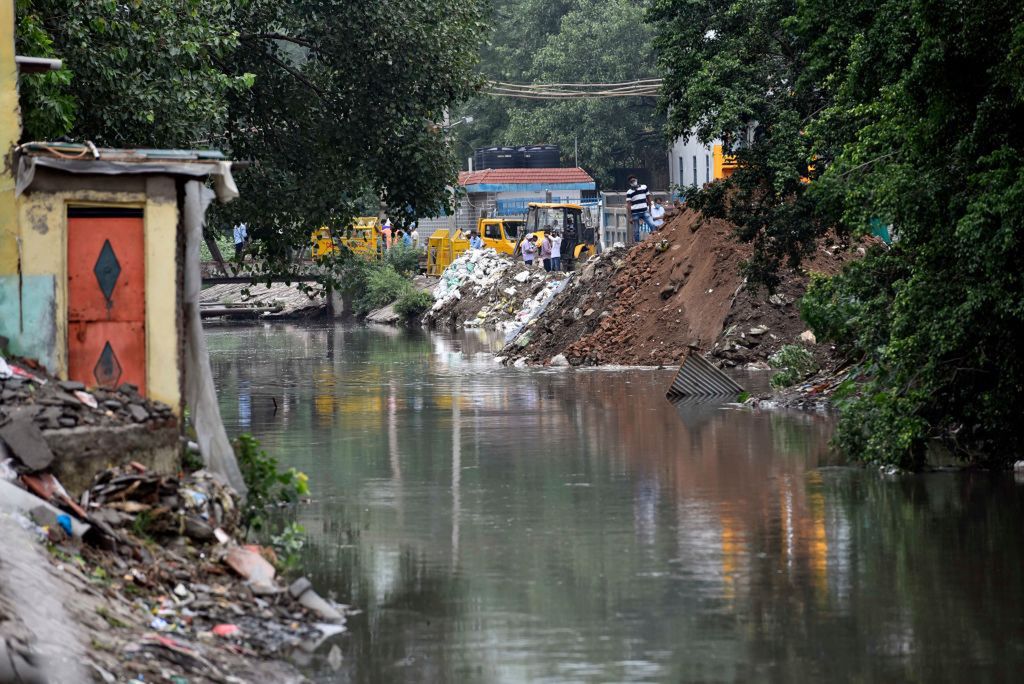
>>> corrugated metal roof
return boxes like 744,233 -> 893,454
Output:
459,167 -> 594,186
666,353 -> 745,397
18,142 -> 225,162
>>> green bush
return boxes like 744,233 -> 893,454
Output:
394,288 -> 434,319
384,243 -> 422,276
354,263 -> 408,315
769,345 -> 819,389
234,434 -> 309,531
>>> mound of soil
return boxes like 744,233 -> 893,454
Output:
504,208 -> 866,367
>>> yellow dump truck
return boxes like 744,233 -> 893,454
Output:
479,217 -> 526,254
310,216 -> 382,260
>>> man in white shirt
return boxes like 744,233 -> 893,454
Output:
650,198 -> 666,229
550,230 -> 563,271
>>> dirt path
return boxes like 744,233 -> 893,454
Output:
0,514 -> 91,682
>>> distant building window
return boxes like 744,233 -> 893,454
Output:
678,156 -> 684,186
706,154 -> 710,183
692,156 -> 697,188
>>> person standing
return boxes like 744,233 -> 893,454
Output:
410,223 -> 421,248
540,231 -> 553,271
550,230 -> 563,272
381,217 -> 393,250
521,234 -> 538,267
232,222 -> 248,260
626,175 -> 657,241
650,197 -> 666,229
469,230 -> 483,249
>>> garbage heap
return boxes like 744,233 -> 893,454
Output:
1,359 -> 345,682
423,248 -> 568,333
0,458 -> 345,681
502,208 -> 864,367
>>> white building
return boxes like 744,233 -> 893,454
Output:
668,134 -> 738,193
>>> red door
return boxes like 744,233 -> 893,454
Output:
67,213 -> 147,394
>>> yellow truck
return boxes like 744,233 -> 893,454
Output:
310,216 -> 382,260
478,217 -> 526,254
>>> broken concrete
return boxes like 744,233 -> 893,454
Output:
43,423 -> 180,497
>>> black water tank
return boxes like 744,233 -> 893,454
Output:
474,146 -> 520,169
519,144 -> 561,168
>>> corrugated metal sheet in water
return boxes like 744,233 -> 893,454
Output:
666,353 -> 745,397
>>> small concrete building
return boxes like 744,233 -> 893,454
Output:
1,4 -> 247,495
2,146 -> 237,413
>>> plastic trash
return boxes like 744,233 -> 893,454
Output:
224,545 -> 278,595
211,624 -> 240,637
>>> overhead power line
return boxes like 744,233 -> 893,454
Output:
486,79 -> 662,99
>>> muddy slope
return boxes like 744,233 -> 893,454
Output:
505,209 -> 864,367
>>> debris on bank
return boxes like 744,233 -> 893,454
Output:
1,358 -> 344,682
0,463 -> 344,682
200,281 -> 328,320
501,208 -> 866,368
1,359 -> 175,433
423,249 -> 568,333
747,362 -> 857,412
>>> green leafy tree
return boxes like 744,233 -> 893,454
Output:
461,0 -> 662,184
15,0 -> 247,145
652,0 -> 1024,468
15,0 -> 486,278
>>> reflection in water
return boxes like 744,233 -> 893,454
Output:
206,322 -> 1024,683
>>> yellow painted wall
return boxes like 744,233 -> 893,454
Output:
142,177 -> 180,411
16,189 -> 182,413
1,0 -> 21,274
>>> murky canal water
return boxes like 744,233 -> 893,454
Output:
207,322 -> 1024,682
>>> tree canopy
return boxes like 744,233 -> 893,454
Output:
15,0 -> 486,274
459,0 -> 662,185
651,0 -> 1024,467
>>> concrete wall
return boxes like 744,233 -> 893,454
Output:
1,173 -> 182,412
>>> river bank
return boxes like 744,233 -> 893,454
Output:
0,356 -> 346,682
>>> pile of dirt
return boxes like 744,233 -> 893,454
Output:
711,238 -> 861,369
503,208 -> 865,367
423,248 -> 568,333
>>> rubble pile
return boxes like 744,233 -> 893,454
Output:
0,356 -> 176,431
1,355 -> 346,682
503,208 -> 865,368
0,458 -> 346,681
424,248 -> 568,332
710,240 -> 865,368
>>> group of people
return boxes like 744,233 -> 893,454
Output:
464,226 -> 566,272
519,229 -> 564,272
380,218 -> 421,250
626,175 -> 666,242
